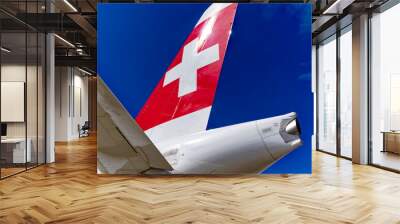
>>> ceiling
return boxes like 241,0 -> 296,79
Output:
0,0 -> 392,72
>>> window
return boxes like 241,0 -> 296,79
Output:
317,35 -> 337,154
370,3 -> 400,171
339,27 -> 352,158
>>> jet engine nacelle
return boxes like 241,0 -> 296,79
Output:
158,112 -> 302,174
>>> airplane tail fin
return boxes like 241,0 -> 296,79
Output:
136,3 -> 238,144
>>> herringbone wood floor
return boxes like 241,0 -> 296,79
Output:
1,135 -> 400,224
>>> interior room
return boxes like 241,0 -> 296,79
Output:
0,19 -> 46,178
0,0 -> 400,223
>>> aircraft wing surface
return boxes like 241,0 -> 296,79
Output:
97,78 -> 173,174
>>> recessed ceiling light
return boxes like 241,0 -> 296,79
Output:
54,34 -> 75,48
78,67 -> 94,76
323,0 -> 354,15
1,47 -> 11,53
63,0 -> 78,12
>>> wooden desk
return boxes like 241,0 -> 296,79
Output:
382,131 -> 400,154
1,138 -> 31,164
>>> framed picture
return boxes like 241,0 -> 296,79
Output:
97,3 -> 312,175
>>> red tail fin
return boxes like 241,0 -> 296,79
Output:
136,3 -> 237,143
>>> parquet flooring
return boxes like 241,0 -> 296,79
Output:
1,135 -> 400,224
1,167 -> 26,178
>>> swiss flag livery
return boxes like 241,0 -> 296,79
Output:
136,3 -> 238,131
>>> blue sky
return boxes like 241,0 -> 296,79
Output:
98,3 -> 312,174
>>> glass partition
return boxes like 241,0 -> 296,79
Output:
1,31 -> 28,177
0,1 -> 46,179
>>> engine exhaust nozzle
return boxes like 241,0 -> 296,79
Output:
285,118 -> 301,136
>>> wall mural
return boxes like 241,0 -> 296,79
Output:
97,3 -> 312,174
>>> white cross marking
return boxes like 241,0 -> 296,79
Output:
163,38 -> 219,97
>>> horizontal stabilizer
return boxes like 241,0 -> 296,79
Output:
97,78 -> 172,174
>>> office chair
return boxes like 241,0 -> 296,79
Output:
79,121 -> 90,138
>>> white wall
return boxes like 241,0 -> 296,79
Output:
73,73 -> 89,137
55,67 -> 89,141
55,67 -> 69,141
1,63 -> 46,164
1,65 -> 26,136
1,65 -> 36,137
